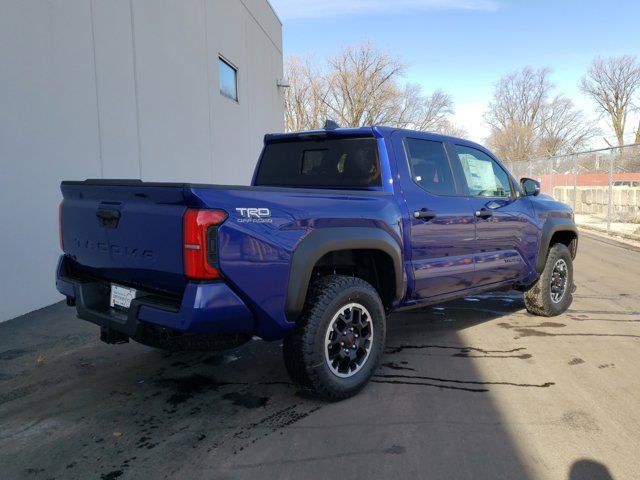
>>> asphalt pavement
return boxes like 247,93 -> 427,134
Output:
1,233 -> 639,479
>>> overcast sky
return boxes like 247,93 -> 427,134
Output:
269,0 -> 640,145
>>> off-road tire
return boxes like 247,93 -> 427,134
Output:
524,243 -> 573,317
282,275 -> 386,401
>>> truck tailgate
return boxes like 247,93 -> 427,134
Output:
60,181 -> 191,294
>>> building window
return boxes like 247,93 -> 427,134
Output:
219,56 -> 238,101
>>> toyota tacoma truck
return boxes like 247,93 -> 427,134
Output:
56,126 -> 578,400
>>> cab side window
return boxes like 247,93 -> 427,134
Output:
454,145 -> 512,198
405,138 -> 457,195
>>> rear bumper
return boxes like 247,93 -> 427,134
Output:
56,256 -> 254,337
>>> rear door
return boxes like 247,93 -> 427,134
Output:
391,132 -> 476,300
449,143 -> 535,285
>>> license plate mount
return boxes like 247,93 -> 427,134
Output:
109,284 -> 138,310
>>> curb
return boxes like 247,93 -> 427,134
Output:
579,226 -> 640,253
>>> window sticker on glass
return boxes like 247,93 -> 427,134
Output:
455,145 -> 511,197
459,154 -> 497,193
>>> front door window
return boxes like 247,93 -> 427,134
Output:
454,145 -> 512,198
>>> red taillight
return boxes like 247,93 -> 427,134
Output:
183,209 -> 227,279
58,201 -> 64,252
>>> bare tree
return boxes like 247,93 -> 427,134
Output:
580,55 -> 640,147
283,43 -> 455,133
486,124 -> 536,162
484,68 -> 551,161
485,67 -> 597,160
538,96 -> 599,156
324,43 -> 404,127
283,56 -> 327,132
433,119 -> 468,138
395,86 -> 453,131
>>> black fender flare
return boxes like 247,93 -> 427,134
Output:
535,217 -> 578,273
284,227 -> 404,321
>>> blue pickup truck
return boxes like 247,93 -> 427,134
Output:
56,126 -> 577,400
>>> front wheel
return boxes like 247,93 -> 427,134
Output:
524,243 -> 574,317
282,275 -> 386,401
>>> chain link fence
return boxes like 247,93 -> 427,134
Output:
504,144 -> 640,241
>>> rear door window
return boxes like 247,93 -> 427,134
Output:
404,138 -> 457,195
255,138 -> 381,188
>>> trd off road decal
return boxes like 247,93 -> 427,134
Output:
235,208 -> 273,223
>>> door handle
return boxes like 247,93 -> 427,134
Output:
413,210 -> 436,220
475,209 -> 493,219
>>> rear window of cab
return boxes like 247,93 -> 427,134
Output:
255,138 -> 382,188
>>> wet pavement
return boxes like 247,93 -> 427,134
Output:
1,233 -> 639,479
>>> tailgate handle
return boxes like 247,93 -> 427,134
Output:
96,208 -> 121,228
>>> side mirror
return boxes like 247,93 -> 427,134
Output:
520,177 -> 541,196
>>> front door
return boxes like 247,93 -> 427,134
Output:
392,133 -> 476,300
450,143 -> 534,285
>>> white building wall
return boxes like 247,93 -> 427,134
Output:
0,0 -> 283,322
92,0 -> 142,179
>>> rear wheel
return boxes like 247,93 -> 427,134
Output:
524,243 -> 573,317
283,275 -> 385,401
